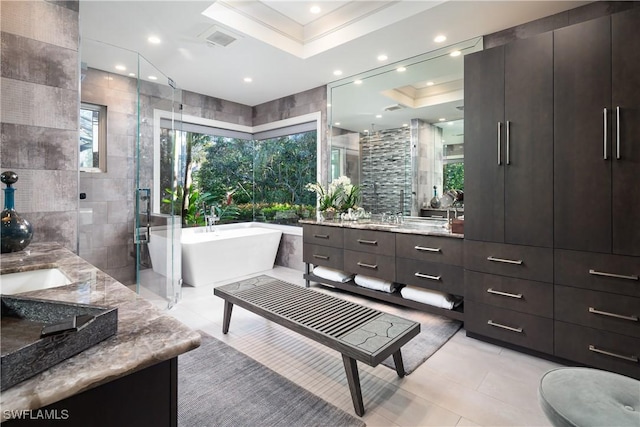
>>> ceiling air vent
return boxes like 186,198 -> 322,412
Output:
384,104 -> 407,112
200,26 -> 238,48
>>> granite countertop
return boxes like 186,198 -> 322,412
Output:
0,243 -> 201,420
299,219 -> 464,239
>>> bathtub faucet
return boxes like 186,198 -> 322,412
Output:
204,205 -> 219,232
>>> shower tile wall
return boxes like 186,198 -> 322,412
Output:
0,0 -> 79,251
360,128 -> 412,215
79,68 -> 136,284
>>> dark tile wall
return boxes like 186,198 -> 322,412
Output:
0,0 -> 79,252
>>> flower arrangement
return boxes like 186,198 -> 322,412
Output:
305,176 -> 361,216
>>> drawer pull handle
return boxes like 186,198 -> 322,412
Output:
588,307 -> 639,322
487,256 -> 523,265
313,255 -> 329,260
357,262 -> 378,270
487,288 -> 523,299
415,245 -> 441,253
430,215 -> 444,218
588,269 -> 639,281
588,345 -> 638,363
487,320 -> 523,333
357,239 -> 378,246
415,272 -> 441,281
313,234 -> 329,239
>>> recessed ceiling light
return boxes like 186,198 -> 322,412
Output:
439,118 -> 446,122
148,36 -> 161,44
376,114 -> 382,118
397,67 -> 406,72
377,54 -> 388,61
129,73 -> 136,77
450,50 -> 462,57
426,81 -> 434,86
244,77 -> 253,83
327,103 -> 331,108
402,123 -> 409,127
115,65 -> 126,71
310,5 -> 321,14
333,70 -> 343,76
148,75 -> 158,80
334,122 -> 341,126
434,35 -> 447,43
354,79 -> 362,85
364,129 -> 369,133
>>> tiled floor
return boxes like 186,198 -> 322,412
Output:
155,266 -> 563,426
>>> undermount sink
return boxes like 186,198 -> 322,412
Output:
0,268 -> 72,295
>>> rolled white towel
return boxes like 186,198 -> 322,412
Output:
400,286 -> 461,310
313,266 -> 354,283
354,274 -> 399,293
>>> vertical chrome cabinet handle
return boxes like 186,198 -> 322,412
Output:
603,107 -> 608,160
616,106 -> 621,159
497,122 -> 502,165
506,120 -> 510,165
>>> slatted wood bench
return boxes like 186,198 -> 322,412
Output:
214,275 -> 420,416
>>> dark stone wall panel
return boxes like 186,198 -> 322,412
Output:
1,123 -> 77,171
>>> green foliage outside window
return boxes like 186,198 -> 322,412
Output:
443,162 -> 464,192
161,128 -> 317,227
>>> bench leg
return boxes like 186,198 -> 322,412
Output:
392,349 -> 406,378
304,263 -> 311,288
341,355 -> 365,416
222,301 -> 233,334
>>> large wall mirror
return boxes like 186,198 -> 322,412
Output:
328,37 -> 482,218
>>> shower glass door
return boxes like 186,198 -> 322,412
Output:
134,55 -> 183,309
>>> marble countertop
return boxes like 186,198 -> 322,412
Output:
299,219 -> 464,239
0,243 -> 201,420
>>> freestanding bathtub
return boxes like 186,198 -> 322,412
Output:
149,222 -> 282,287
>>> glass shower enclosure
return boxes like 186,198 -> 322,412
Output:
79,39 -> 183,309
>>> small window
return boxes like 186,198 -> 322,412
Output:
79,103 -> 107,172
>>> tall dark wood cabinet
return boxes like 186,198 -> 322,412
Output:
553,7 -> 640,379
465,32 -> 553,247
464,32 -> 555,353
554,8 -> 640,256
465,8 -> 640,380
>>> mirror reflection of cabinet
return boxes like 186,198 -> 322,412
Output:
328,38 -> 482,216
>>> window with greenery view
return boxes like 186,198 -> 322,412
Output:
159,126 -> 317,227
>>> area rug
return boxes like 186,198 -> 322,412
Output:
178,331 -> 366,427
311,284 -> 462,375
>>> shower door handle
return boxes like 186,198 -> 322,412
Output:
136,188 -> 151,244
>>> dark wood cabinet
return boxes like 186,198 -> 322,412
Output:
465,32 -> 553,248
302,224 -> 464,320
554,7 -> 640,256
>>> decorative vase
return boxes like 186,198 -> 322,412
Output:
1,171 -> 33,253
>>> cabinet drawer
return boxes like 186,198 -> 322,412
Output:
465,271 -> 553,318
396,234 -> 462,266
303,243 -> 343,270
344,249 -> 395,282
555,321 -> 640,380
396,258 -> 464,296
555,285 -> 640,338
344,229 -> 395,256
554,249 -> 640,297
302,224 -> 344,248
464,240 -> 553,282
465,301 -> 553,354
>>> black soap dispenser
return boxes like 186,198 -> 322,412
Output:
1,171 -> 33,253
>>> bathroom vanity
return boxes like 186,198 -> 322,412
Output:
0,243 -> 201,426
301,219 -> 464,321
